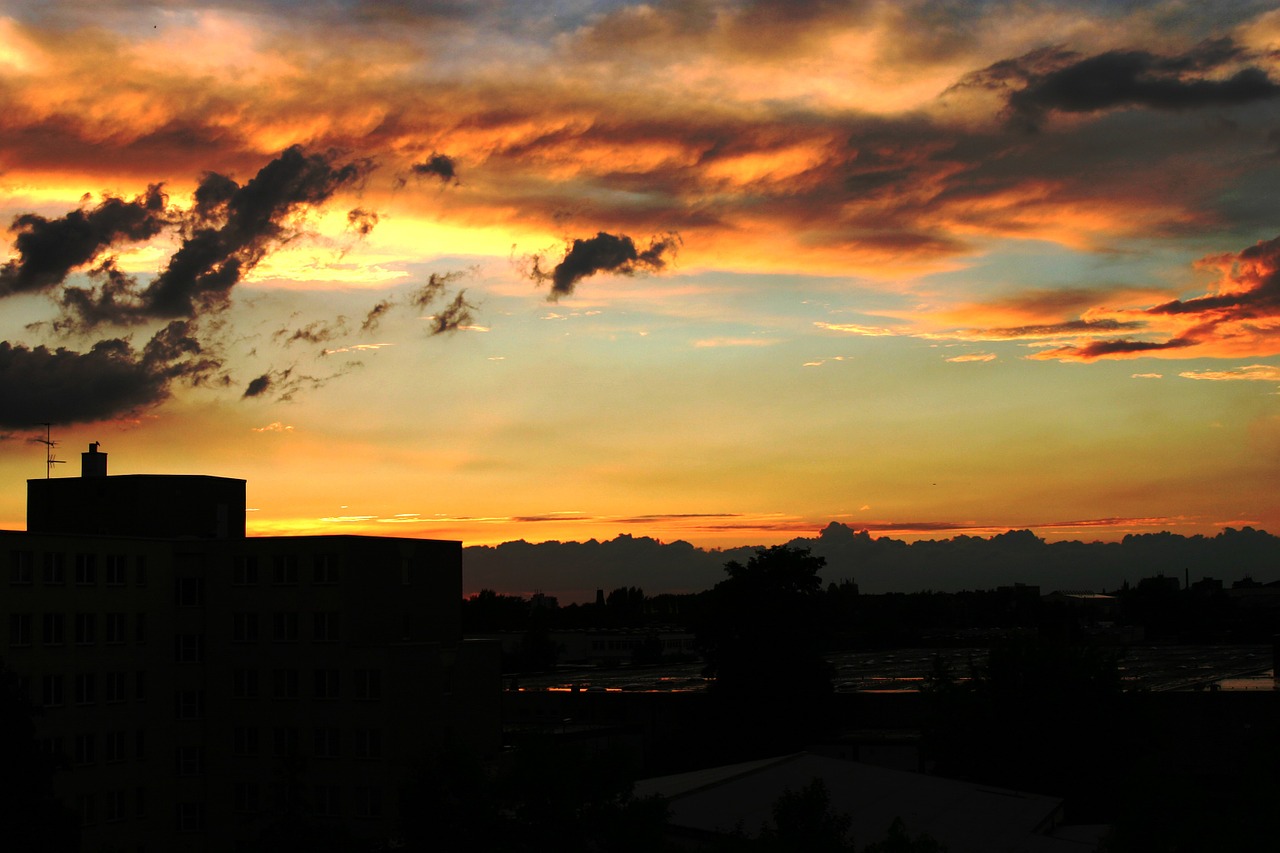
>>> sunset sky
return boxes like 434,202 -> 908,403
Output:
1,0 -> 1278,548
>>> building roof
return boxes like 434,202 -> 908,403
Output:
636,752 -> 1102,852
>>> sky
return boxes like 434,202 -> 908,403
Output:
0,0 -> 1278,548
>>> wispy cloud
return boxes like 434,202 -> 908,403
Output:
1180,365 -> 1280,381
814,322 -> 900,336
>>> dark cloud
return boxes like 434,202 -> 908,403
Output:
242,374 -> 272,398
242,368 -> 292,399
139,145 -> 372,321
273,318 -> 349,346
0,185 -> 168,297
55,260 -> 146,332
410,153 -> 458,184
8,146 -> 372,332
429,291 -> 475,334
346,207 -> 379,236
527,231 -> 681,299
240,364 -> 350,403
361,299 -> 393,332
1036,337 -> 1195,361
975,318 -> 1147,339
409,270 -> 466,310
965,40 -> 1280,128
0,321 -> 221,428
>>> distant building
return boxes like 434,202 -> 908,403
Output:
2,445 -> 500,852
1042,590 -> 1120,620
635,751 -> 1105,852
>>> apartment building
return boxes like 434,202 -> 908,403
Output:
2,445 -> 500,852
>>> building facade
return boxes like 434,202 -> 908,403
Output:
2,447 -> 500,852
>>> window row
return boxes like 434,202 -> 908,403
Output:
229,783 -> 382,819
231,612 -> 341,643
76,786 -> 378,832
9,551 -> 146,587
232,667 -> 382,701
77,788 -> 146,827
229,725 -> 385,759
41,671 -> 146,707
9,612 -> 146,647
49,729 -> 148,766
231,554 -> 341,586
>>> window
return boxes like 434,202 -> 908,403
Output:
105,731 -> 127,763
233,726 -> 259,757
105,612 -> 126,644
9,613 -> 31,647
105,790 -> 126,823
41,613 -> 64,645
271,555 -> 299,585
74,672 -> 96,705
177,802 -> 205,833
271,612 -> 298,642
74,553 -> 96,585
135,730 -> 146,760
135,612 -> 147,643
271,669 -> 298,699
233,555 -> 258,586
272,727 -> 299,757
314,785 -> 341,818
313,669 -> 339,700
105,672 -> 126,703
176,577 -> 204,607
354,786 -> 382,818
78,794 -> 95,827
354,728 -> 382,760
42,674 -> 64,707
135,787 -> 146,819
135,670 -> 147,701
175,690 -> 204,720
74,613 -> 96,645
177,746 -> 204,776
313,554 -> 339,584
135,555 -> 147,587
354,669 -> 382,701
9,550 -> 33,584
174,634 -> 204,664
105,555 -> 126,586
38,736 -> 64,760
42,552 -> 64,585
232,612 -> 259,643
234,782 -> 261,814
313,612 -> 340,643
74,733 -> 96,765
313,727 -> 340,758
233,669 -> 259,699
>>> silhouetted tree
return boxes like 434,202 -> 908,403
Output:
757,779 -> 856,852
697,545 -> 833,700
694,545 -> 834,752
861,818 -> 946,853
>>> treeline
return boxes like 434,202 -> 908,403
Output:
463,523 -> 1280,600
464,570 -> 1280,657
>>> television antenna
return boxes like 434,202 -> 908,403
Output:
32,423 -> 65,479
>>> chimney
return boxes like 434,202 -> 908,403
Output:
82,442 -> 107,478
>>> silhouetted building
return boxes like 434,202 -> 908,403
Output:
2,446 -> 500,852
